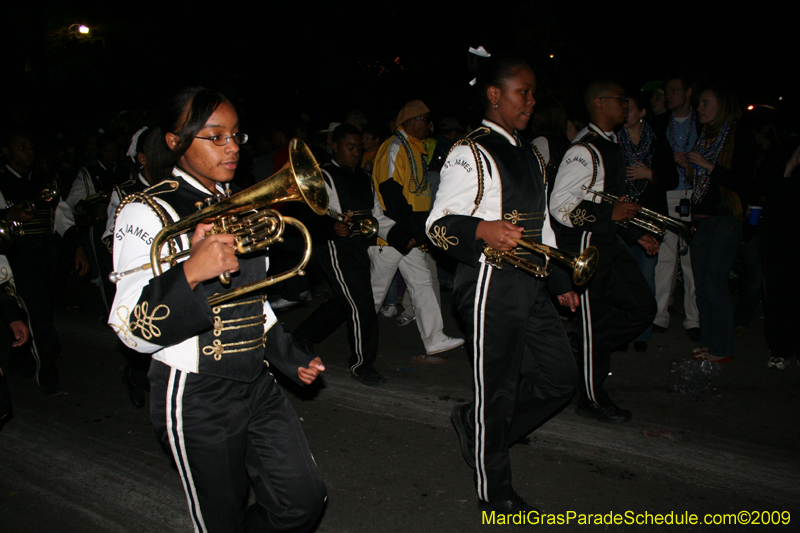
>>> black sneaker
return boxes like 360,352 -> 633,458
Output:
576,396 -> 632,424
451,404 -> 475,469
350,366 -> 386,387
478,492 -> 539,514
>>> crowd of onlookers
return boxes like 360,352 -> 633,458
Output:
0,73 -> 797,406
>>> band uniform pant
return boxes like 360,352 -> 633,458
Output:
454,261 -> 576,503
8,237 -> 60,390
559,231 -> 655,403
149,361 -> 326,533
294,241 -> 378,375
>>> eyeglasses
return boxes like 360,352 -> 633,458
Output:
194,133 -> 249,146
599,96 -> 629,105
413,116 -> 432,123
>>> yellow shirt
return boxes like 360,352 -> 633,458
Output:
372,126 -> 430,213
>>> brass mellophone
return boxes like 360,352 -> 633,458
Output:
581,186 -> 696,242
483,238 -> 599,286
109,139 -> 328,306
328,209 -> 378,239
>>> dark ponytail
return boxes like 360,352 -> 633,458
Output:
149,86 -> 229,182
468,47 -> 532,110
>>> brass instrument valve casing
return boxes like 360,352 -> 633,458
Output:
483,246 -> 505,269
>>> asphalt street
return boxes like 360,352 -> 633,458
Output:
1,276 -> 798,532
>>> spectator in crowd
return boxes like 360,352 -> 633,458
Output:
679,84 -> 757,363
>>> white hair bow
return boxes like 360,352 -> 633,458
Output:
126,126 -> 149,160
468,46 -> 492,85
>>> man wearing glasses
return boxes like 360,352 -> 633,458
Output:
369,100 -> 464,368
550,81 -> 657,424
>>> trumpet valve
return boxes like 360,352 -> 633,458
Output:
482,246 -> 504,269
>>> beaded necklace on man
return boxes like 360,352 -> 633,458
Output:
691,120 -> 732,204
667,108 -> 696,153
618,121 -> 654,203
393,130 -> 429,196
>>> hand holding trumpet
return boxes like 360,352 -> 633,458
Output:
6,203 -> 35,223
611,195 -> 641,222
183,223 -> 240,290
334,216 -> 350,238
476,220 -> 523,251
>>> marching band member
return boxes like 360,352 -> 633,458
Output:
550,80 -> 657,423
108,87 -> 326,532
427,49 -> 577,514
292,124 -> 387,386
1,129 -> 88,394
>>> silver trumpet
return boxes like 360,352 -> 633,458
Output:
581,186 -> 696,245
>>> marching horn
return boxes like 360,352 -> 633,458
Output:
111,139 -> 328,306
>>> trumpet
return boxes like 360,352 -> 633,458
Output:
483,238 -> 599,286
0,200 -> 35,253
328,209 -> 378,239
41,181 -> 60,203
581,186 -> 696,242
74,191 -> 110,227
110,139 -> 328,306
0,219 -> 19,253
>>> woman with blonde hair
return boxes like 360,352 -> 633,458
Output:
679,84 -> 757,363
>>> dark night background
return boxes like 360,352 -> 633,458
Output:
2,1 -> 793,138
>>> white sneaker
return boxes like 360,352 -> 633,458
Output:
767,356 -> 788,370
426,336 -> 465,355
394,314 -> 416,327
380,303 -> 398,318
270,298 -> 300,310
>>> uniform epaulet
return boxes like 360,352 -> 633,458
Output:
570,133 -> 600,190
450,127 -> 492,215
530,143 -> 547,185
572,130 -> 598,146
464,126 -> 491,141
115,180 -> 181,258
117,177 -> 137,189
116,181 -> 178,230
144,180 -> 180,197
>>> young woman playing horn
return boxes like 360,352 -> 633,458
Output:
107,87 -> 326,532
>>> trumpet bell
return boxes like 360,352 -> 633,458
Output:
571,246 -> 599,286
353,217 -> 379,239
0,220 -> 15,253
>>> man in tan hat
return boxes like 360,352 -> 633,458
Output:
369,100 -> 464,368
